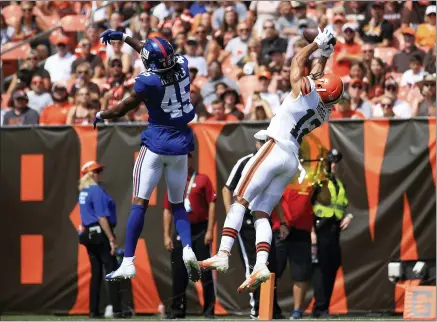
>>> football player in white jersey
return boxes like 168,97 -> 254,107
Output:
200,28 -> 344,293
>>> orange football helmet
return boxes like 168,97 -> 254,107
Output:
314,74 -> 344,105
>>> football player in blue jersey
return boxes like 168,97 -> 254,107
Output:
94,29 -> 201,282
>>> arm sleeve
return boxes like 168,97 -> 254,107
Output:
91,186 -> 111,218
204,176 -> 217,203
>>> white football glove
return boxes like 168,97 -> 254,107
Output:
314,27 -> 334,49
320,44 -> 334,58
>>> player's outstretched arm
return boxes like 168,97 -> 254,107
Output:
100,30 -> 144,54
289,28 -> 334,97
95,90 -> 144,126
289,42 -> 319,97
124,36 -> 144,54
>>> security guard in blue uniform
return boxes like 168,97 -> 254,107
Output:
310,149 -> 353,318
78,161 -> 122,318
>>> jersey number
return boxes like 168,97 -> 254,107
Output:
290,109 -> 322,144
161,77 -> 193,118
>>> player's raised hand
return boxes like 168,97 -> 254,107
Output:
314,27 -> 334,49
320,43 -> 334,58
100,29 -> 124,45
93,111 -> 103,129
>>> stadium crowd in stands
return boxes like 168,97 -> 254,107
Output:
1,1 -> 436,126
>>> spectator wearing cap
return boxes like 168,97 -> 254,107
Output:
185,37 -> 208,77
372,79 -> 412,118
2,90 -> 39,126
346,79 -> 372,118
70,62 -> 101,102
213,1 -> 248,30
201,61 -> 239,106
331,92 -> 366,120
413,73 -> 437,117
259,20 -> 288,67
7,49 -> 51,94
27,75 -> 53,114
400,1 -> 429,28
358,2 -> 394,47
333,23 -> 362,78
392,27 -> 426,73
245,71 -> 281,115
207,99 -> 239,122
400,54 -> 425,88
39,82 -> 73,125
219,22 -> 250,66
248,1 -> 280,37
416,5 -> 436,50
221,88 -> 244,120
44,35 -> 77,83
267,48 -> 286,75
291,1 -> 317,27
71,39 -> 104,75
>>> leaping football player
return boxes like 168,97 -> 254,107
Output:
200,28 -> 344,292
94,30 -> 201,282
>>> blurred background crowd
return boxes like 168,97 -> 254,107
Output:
1,0 -> 436,126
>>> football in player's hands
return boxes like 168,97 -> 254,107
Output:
303,28 -> 337,47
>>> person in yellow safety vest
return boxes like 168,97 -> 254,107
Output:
310,148 -> 354,318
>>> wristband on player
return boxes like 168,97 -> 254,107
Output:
122,33 -> 128,41
96,111 -> 103,119
345,213 -> 354,220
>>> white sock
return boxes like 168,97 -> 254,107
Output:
121,256 -> 135,266
254,218 -> 272,267
219,203 -> 246,253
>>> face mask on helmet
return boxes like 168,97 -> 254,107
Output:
315,74 -> 344,105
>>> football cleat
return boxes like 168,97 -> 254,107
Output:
199,251 -> 229,273
183,246 -> 201,282
237,264 -> 270,293
105,263 -> 136,281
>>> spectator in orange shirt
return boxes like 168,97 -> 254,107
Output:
333,23 -> 362,78
416,5 -> 436,50
331,92 -> 366,119
206,99 -> 239,122
40,82 -> 73,125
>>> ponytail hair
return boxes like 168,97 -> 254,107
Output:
78,172 -> 97,191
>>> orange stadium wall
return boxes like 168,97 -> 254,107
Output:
0,119 -> 435,315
